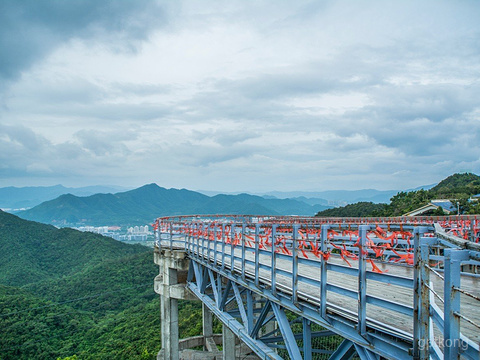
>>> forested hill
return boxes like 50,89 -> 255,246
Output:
0,210 -> 146,287
430,172 -> 480,198
312,202 -> 386,217
16,183 -> 329,226
316,173 -> 480,217
0,210 -> 171,359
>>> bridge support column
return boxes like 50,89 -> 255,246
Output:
203,303 -> 219,352
154,248 -> 193,360
161,279 -> 179,360
223,323 -> 237,359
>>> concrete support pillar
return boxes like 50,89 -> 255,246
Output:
160,265 -> 179,359
223,324 -> 237,359
202,303 -> 219,352
203,303 -> 213,339
154,249 -> 192,360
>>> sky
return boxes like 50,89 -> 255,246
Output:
1,0 -> 479,193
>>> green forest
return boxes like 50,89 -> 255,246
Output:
316,173 -> 480,217
0,210 -> 204,359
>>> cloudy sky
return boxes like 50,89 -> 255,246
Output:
1,0 -> 479,193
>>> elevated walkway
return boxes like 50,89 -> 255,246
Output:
153,215 -> 480,359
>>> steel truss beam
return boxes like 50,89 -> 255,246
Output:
187,259 -> 401,359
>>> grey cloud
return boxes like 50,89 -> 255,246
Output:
165,140 -> 262,168
0,124 -> 54,176
347,82 -> 480,155
74,129 -> 127,157
0,124 -> 135,182
112,82 -> 175,97
0,123 -> 48,153
212,59 -> 382,101
9,77 -> 173,122
0,0 -> 167,83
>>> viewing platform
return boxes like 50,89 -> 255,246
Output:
153,215 -> 480,359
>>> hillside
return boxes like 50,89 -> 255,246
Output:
0,210 -> 146,287
430,173 -> 480,198
316,173 -> 480,217
16,184 -> 329,226
314,202 -> 386,217
0,210 -> 175,359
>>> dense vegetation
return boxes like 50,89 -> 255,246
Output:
316,173 -> 480,217
17,184 -> 329,227
312,202 -> 386,217
0,210 -> 205,359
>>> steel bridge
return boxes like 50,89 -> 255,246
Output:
153,215 -> 480,360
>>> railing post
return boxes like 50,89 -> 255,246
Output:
169,220 -> 173,250
358,224 -> 369,336
413,226 -> 429,358
292,224 -> 299,304
255,224 -> 260,287
419,241 -> 431,359
320,224 -> 329,319
271,224 -> 277,296
221,223 -> 226,271
241,223 -> 246,281
207,224 -> 212,262
230,223 -> 235,274
202,224 -> 207,262
214,224 -> 220,266
192,223 -> 201,258
444,249 -> 469,359
155,220 -> 160,249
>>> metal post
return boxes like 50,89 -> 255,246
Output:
292,224 -> 299,304
413,226 -> 428,358
207,224 -> 212,262
444,249 -> 468,359
221,223 -> 226,271
247,290 -> 254,334
419,242 -> 431,359
230,223 -> 235,274
169,220 -> 173,250
271,225 -> 277,296
255,224 -> 260,287
241,223 -> 246,281
303,318 -> 312,360
214,225 -> 219,266
358,224 -> 369,336
202,224 -> 207,262
320,224 -> 329,319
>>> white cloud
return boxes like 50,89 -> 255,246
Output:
1,0 -> 479,191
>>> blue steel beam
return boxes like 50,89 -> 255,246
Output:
271,302 -> 303,359
328,339 -> 356,360
187,255 -> 412,359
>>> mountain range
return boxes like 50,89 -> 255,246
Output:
15,184 -> 331,227
2,183 -> 432,213
0,184 -> 128,210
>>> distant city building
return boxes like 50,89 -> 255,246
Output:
75,224 -> 152,242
